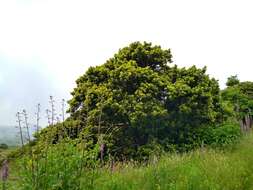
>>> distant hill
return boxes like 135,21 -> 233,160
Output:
0,126 -> 36,146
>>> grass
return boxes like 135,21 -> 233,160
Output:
0,146 -> 20,190
2,134 -> 253,189
83,133 -> 253,190
0,146 -> 17,162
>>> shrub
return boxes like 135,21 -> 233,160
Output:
0,143 -> 8,150
197,122 -> 242,147
36,119 -> 83,147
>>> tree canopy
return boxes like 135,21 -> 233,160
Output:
222,77 -> 253,131
66,41 -> 223,158
226,75 -> 240,87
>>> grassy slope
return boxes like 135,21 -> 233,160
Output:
0,147 -> 20,189
0,147 -> 17,162
2,134 -> 253,190
83,134 -> 253,190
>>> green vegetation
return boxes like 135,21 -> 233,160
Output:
0,144 -> 8,150
221,77 -> 253,131
0,146 -> 17,163
2,133 -> 253,189
39,42 -> 231,159
78,133 -> 253,190
1,41 -> 253,189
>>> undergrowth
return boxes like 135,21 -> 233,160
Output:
2,132 -> 253,189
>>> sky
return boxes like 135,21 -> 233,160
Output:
0,0 -> 253,127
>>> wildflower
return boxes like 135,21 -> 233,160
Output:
1,160 -> 9,181
100,143 -> 105,161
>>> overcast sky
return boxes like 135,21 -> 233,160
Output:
1,0 -> 253,127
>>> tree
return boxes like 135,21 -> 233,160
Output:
0,143 -> 8,149
68,42 -> 223,158
222,79 -> 253,132
226,75 -> 240,87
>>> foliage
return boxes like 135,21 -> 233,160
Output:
0,144 -> 8,150
18,140 -> 100,190
36,119 -> 83,147
67,41 -> 223,159
159,122 -> 241,152
222,80 -> 253,120
5,132 -> 253,190
197,122 -> 241,147
226,75 -> 240,87
81,133 -> 253,190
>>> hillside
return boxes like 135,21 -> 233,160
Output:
0,126 -> 36,146
0,126 -> 20,146
83,134 -> 253,190
2,133 -> 253,190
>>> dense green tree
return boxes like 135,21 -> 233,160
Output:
239,81 -> 253,99
222,78 -> 253,131
226,75 -> 240,87
67,42 -> 223,158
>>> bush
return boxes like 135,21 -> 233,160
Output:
36,119 -> 83,147
0,143 -> 8,149
197,122 -> 242,147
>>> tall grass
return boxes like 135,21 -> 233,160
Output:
16,140 -> 100,190
3,133 -> 253,189
81,133 -> 253,190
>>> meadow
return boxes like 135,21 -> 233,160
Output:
1,133 -> 253,190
